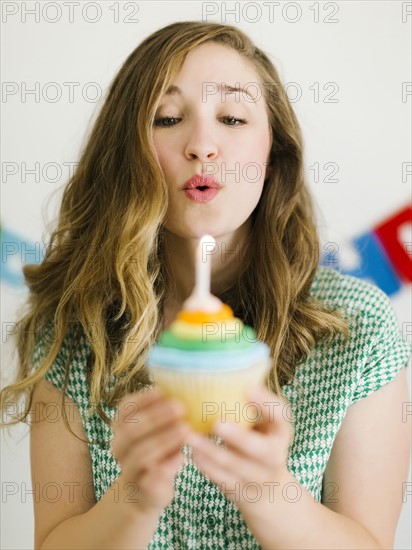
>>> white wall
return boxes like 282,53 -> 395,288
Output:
1,1 -> 411,548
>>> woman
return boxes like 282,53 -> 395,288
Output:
1,21 -> 410,549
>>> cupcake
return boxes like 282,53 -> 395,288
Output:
146,236 -> 271,433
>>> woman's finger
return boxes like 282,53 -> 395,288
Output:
121,421 -> 192,477
111,397 -> 188,461
244,386 -> 294,439
113,387 -> 163,427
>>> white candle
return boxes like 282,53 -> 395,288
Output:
195,235 -> 215,297
182,234 -> 222,312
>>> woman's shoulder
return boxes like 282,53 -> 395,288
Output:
32,318 -> 92,409
307,265 -> 411,404
309,265 -> 397,319
32,318 -> 91,370
33,317 -> 90,355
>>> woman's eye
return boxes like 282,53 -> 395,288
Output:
221,116 -> 247,126
153,115 -> 247,128
153,117 -> 180,127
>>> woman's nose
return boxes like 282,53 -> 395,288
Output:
184,126 -> 218,162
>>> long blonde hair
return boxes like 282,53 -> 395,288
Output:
1,21 -> 350,432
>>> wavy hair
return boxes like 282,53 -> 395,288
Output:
1,21 -> 350,436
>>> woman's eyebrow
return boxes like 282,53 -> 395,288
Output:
165,83 -> 257,102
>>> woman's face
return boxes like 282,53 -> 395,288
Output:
152,42 -> 272,240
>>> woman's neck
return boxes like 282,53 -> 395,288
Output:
162,221 -> 251,312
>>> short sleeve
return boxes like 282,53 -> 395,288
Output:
350,292 -> 412,404
31,319 -> 93,415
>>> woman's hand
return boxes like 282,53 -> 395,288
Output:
187,386 -> 294,524
110,387 -> 192,517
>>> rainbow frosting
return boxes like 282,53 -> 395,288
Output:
148,303 -> 270,371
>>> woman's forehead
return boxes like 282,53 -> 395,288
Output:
172,42 -> 261,86
162,43 -> 261,103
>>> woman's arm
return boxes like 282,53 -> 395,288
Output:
31,379 -> 161,549
320,367 -> 411,549
189,368 -> 410,549
255,369 -> 411,549
40,485 -> 161,550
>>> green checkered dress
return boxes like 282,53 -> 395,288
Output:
32,266 -> 411,549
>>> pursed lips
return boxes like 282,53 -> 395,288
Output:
181,174 -> 222,203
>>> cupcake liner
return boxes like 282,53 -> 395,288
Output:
147,359 -> 271,433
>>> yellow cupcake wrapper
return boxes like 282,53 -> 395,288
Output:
150,359 -> 271,433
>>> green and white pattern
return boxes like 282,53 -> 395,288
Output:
32,266 -> 411,549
